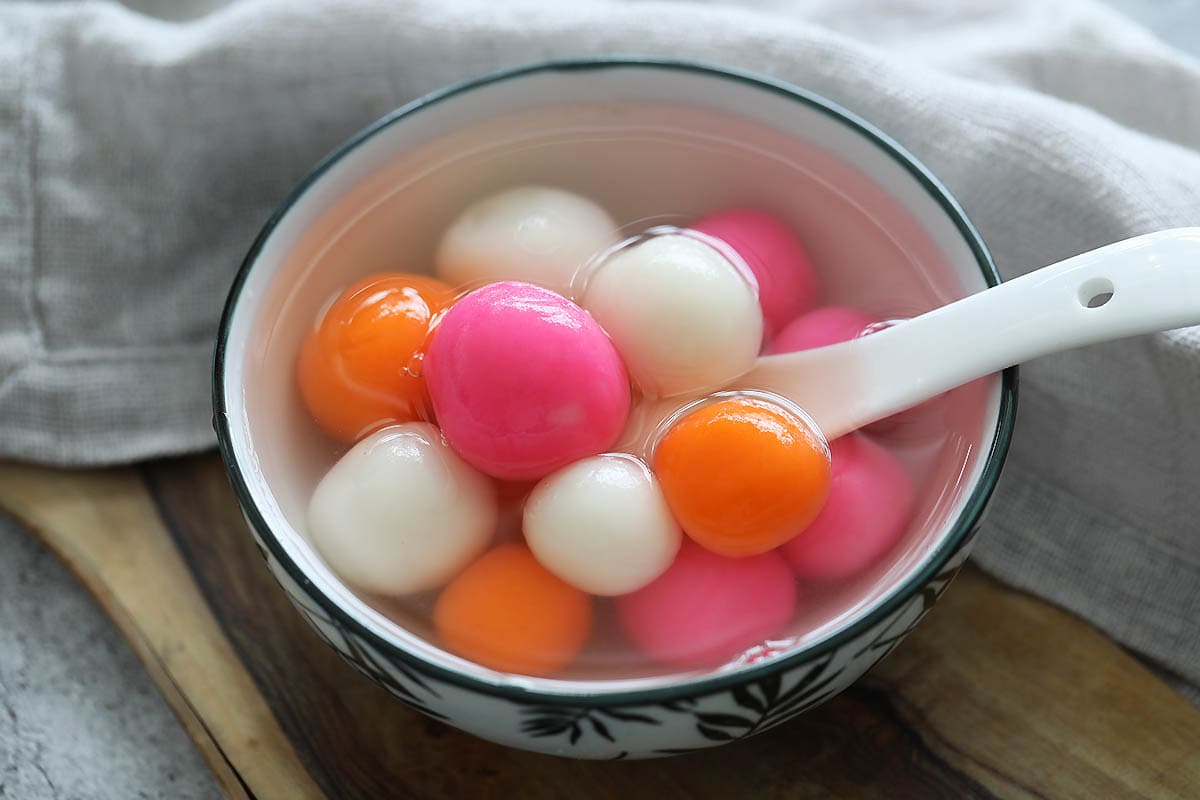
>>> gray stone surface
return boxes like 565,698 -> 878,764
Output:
0,513 -> 218,800
0,2 -> 1194,799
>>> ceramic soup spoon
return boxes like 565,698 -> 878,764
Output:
623,227 -> 1200,451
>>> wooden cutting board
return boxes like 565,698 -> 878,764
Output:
0,454 -> 1198,799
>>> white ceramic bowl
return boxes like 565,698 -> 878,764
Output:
213,59 -> 1017,759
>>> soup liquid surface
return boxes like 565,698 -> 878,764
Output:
255,100 -> 989,681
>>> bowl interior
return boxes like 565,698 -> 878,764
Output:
218,62 -> 1004,695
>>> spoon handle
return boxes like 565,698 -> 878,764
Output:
742,227 -> 1200,440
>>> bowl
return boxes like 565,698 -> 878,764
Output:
213,58 -> 1017,759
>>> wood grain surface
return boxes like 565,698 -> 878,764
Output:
1,454 -> 1198,799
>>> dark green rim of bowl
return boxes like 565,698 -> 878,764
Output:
213,57 -> 1018,708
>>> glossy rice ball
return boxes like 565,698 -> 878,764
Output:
583,233 -> 762,397
524,455 -> 681,596
692,208 -> 819,338
767,306 -> 875,355
424,281 -> 631,481
435,185 -> 617,295
781,434 -> 914,581
616,542 -> 797,668
654,397 -> 832,557
434,543 -> 592,676
296,273 -> 452,443
308,423 -> 497,595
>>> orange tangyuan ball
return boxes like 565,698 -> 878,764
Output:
433,544 -> 592,676
297,273 -> 454,443
653,397 -> 832,558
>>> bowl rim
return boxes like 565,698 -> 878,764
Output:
212,56 -> 1018,707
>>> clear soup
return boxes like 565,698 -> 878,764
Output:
246,100 -> 991,683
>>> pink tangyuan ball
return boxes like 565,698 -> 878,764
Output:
691,208 -> 820,338
616,541 -> 797,668
424,281 -> 631,481
766,306 -> 875,355
781,433 -> 914,582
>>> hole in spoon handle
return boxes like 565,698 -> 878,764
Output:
1078,277 -> 1114,309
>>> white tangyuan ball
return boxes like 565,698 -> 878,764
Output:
523,455 -> 682,596
308,422 -> 496,595
582,233 -> 763,397
435,185 -> 618,295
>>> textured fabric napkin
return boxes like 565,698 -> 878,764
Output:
1,0 -> 1198,699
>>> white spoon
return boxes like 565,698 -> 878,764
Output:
621,228 -> 1200,451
